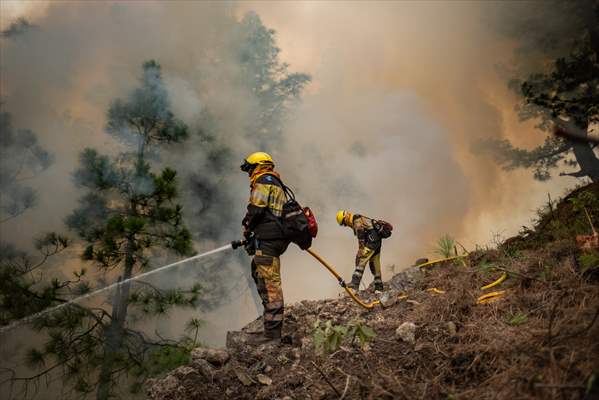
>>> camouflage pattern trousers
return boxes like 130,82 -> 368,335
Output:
251,253 -> 284,338
350,243 -> 383,289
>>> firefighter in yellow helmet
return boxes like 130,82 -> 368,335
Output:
240,152 -> 290,344
336,210 -> 385,291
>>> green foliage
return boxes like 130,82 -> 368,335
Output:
184,317 -> 205,346
106,60 -> 188,150
313,320 -> 347,355
478,261 -> 497,274
587,373 -> 597,395
348,323 -> 376,348
434,234 -> 456,258
507,312 -> 528,326
0,238 -> 70,326
312,319 -> 376,355
579,252 -> 599,273
138,344 -> 191,378
25,348 -> 45,368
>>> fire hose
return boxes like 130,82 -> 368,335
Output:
231,238 -> 380,310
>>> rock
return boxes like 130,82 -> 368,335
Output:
173,366 -> 203,385
151,375 -> 179,392
264,365 -> 273,373
395,322 -> 417,344
234,368 -> 254,386
256,373 -> 272,386
378,291 -> 400,308
447,321 -> 457,336
191,347 -> 230,366
243,317 -> 264,334
147,375 -> 180,399
190,358 -> 214,380
389,267 -> 423,292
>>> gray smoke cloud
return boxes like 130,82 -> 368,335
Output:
0,0 -> 588,365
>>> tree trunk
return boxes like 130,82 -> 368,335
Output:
96,239 -> 135,400
569,124 -> 599,182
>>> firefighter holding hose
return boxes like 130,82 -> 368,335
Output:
240,152 -> 290,345
336,210 -> 392,292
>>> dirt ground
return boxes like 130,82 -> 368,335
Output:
147,184 -> 599,400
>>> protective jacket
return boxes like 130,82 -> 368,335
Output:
242,170 -> 287,241
350,215 -> 381,249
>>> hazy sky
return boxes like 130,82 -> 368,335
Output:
0,1 -> 582,346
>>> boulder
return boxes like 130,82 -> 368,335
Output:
191,347 -> 230,366
389,268 -> 423,292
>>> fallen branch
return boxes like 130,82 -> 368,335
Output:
311,361 -> 341,397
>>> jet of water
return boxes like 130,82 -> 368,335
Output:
0,243 -> 234,334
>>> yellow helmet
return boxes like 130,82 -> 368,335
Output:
240,151 -> 274,172
336,210 -> 353,226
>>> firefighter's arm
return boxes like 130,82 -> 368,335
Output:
242,183 -> 270,232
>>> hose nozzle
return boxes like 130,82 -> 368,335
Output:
231,239 -> 247,250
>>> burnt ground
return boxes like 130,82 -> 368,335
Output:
147,183 -> 599,400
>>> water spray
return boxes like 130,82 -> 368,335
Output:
0,242 -> 237,334
0,236 -> 380,335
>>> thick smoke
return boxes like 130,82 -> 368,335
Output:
0,0 -> 588,355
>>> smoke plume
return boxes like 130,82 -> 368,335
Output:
0,0 -> 588,353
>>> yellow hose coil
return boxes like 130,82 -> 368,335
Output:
480,272 -> 507,290
476,290 -> 505,304
416,255 -> 465,269
427,287 -> 446,294
305,248 -> 380,310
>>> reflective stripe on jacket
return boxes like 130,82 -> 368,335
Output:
243,173 -> 287,239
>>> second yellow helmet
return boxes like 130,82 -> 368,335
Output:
336,210 -> 353,226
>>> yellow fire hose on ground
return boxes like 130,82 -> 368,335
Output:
305,248 -> 380,310
416,255 -> 465,269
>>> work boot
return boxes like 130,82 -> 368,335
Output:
347,276 -> 361,291
246,334 -> 280,346
374,282 -> 384,292
247,330 -> 281,346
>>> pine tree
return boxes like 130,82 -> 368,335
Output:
185,13 -> 311,311
482,1 -> 599,182
14,61 -> 201,399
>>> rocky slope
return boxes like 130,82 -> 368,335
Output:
147,183 -> 599,400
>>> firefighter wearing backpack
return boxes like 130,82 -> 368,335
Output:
240,152 -> 290,344
336,210 -> 392,292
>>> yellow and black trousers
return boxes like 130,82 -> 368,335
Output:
250,239 -> 289,338
350,243 -> 383,290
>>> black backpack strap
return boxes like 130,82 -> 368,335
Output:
263,173 -> 296,201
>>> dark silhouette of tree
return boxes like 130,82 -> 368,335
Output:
482,0 -> 599,182
0,111 -> 53,222
234,11 -> 311,148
